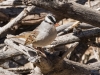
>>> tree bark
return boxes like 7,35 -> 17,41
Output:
30,0 -> 100,27
49,27 -> 100,48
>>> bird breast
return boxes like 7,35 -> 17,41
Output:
33,26 -> 57,47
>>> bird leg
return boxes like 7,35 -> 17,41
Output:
35,47 -> 47,58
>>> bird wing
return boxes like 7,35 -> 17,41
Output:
24,30 -> 39,45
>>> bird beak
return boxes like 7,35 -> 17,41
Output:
55,23 -> 59,27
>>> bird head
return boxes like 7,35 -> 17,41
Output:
44,14 -> 56,24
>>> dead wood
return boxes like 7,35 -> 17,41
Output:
56,22 -> 95,34
63,58 -> 100,75
0,0 -> 23,6
21,14 -> 45,25
46,27 -> 100,48
0,6 -> 35,34
7,62 -> 34,73
0,67 -> 19,75
70,40 -> 88,62
0,27 -> 100,75
62,42 -> 79,59
0,6 -> 48,38
0,26 -> 100,75
29,0 -> 100,27
56,22 -> 74,33
57,21 -> 80,36
0,29 -> 99,75
0,0 -> 100,75
79,23 -> 95,29
0,45 -> 22,60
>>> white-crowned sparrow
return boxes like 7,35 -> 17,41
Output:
24,14 -> 57,48
7,14 -> 57,57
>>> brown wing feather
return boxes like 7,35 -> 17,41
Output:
24,30 -> 39,45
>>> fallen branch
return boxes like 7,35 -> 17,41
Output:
56,22 -> 95,34
0,0 -> 23,6
0,45 -> 22,60
0,67 -> 19,75
62,42 -> 79,59
4,38 -> 37,57
7,62 -> 34,73
0,6 -> 35,35
64,58 -> 100,75
30,0 -> 100,27
46,27 -> 100,48
57,21 -> 80,36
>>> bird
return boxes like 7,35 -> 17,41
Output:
7,14 -> 57,57
24,14 -> 57,54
